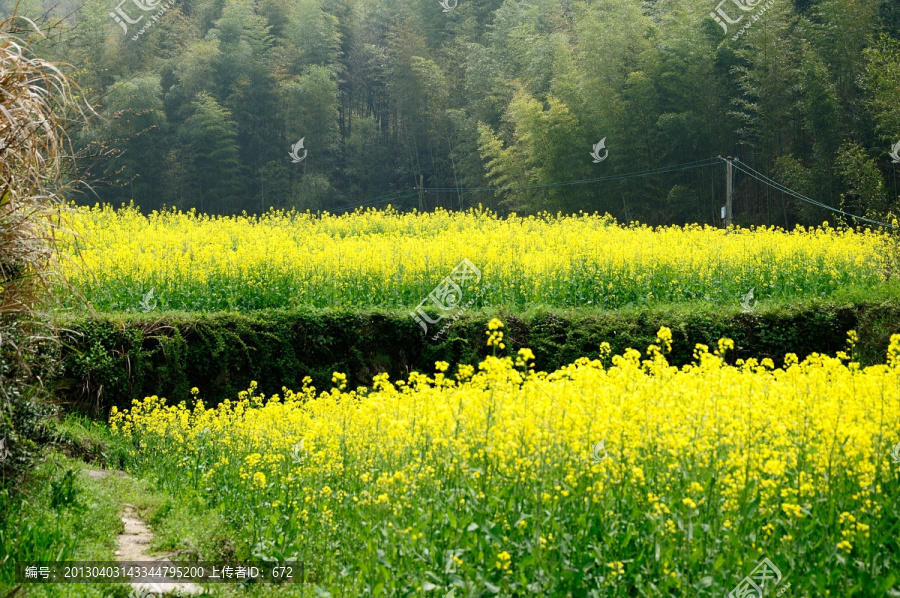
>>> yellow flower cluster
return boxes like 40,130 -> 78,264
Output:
109,327 -> 900,592
61,205 -> 893,312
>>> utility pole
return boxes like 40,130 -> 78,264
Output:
418,174 -> 424,212
725,156 -> 734,227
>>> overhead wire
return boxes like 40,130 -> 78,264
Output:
324,155 -> 896,230
421,157 -> 722,193
328,190 -> 420,214
325,157 -> 721,214
729,158 -> 896,230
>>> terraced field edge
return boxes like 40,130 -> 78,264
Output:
56,299 -> 900,416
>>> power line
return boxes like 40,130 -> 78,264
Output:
324,154 -> 896,230
421,157 -> 722,193
729,158 -> 897,230
325,158 -> 720,214
329,190 -> 420,214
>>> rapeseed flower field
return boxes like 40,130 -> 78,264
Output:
110,322 -> 900,596
64,205 -> 894,312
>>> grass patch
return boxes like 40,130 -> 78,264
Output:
0,415 -> 303,597
0,453 -> 122,597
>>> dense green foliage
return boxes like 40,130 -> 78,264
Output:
0,320 -> 59,488
7,0 -> 900,224
58,296 -> 900,414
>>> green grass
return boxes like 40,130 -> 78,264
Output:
57,279 -> 900,320
0,417 -> 327,597
0,453 -> 123,597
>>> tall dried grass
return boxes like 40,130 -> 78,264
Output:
0,14 -> 84,486
0,14 -> 79,319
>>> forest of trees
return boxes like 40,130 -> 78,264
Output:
6,0 -> 900,225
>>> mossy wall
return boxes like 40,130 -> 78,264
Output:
56,300 -> 900,417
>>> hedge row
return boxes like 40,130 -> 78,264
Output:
56,299 -> 900,417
